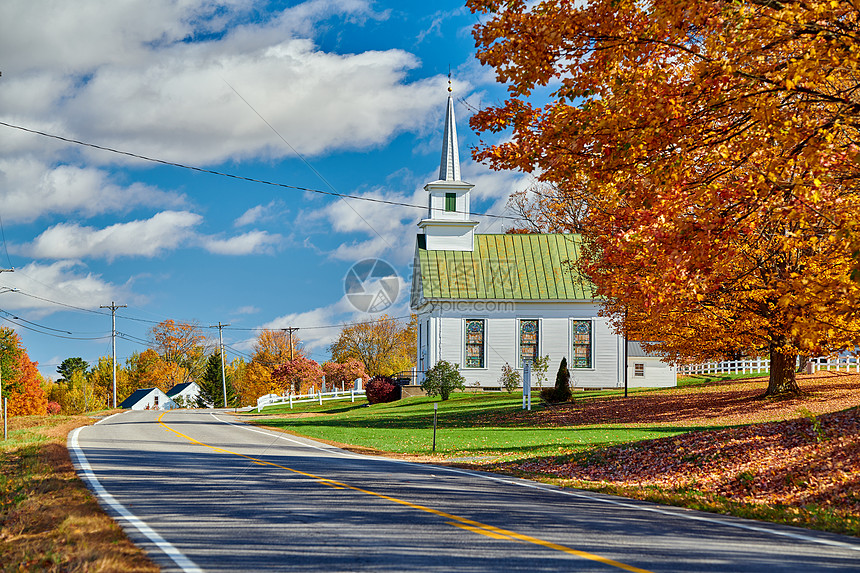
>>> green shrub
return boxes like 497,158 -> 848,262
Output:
499,363 -> 521,393
422,360 -> 466,400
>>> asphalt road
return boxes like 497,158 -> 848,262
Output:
69,409 -> 860,572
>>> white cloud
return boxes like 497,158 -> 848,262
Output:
19,211 -> 202,261
259,288 -> 412,360
303,158 -> 531,263
232,305 -> 260,315
0,0 -> 448,166
0,0 -> 251,75
461,163 -> 533,234
0,260 -> 131,316
234,200 -> 285,227
0,157 -> 187,223
201,230 -> 282,255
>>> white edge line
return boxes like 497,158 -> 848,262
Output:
212,413 -> 860,554
68,421 -> 204,573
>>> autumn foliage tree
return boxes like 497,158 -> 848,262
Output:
149,319 -> 206,386
322,359 -> 367,390
329,315 -> 416,378
468,0 -> 860,396
272,356 -> 324,395
0,328 -> 47,415
236,329 -> 304,405
125,349 -> 168,394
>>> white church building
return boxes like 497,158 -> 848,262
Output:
410,88 -> 676,390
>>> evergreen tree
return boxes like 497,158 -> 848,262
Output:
540,357 -> 572,403
196,352 -> 237,408
57,357 -> 89,383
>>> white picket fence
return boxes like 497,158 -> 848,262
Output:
256,387 -> 366,412
807,356 -> 860,373
678,358 -> 770,376
678,355 -> 860,376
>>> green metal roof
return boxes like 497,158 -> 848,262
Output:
416,234 -> 595,300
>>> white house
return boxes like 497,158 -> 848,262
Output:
627,342 -> 677,388
119,387 -> 172,410
166,381 -> 200,407
410,87 -> 675,390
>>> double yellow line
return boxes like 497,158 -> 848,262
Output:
157,413 -> 652,573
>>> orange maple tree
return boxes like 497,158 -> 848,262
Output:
0,327 -> 47,416
468,0 -> 860,396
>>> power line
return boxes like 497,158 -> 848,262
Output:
0,120 -> 522,221
222,79 -> 393,250
0,315 -> 111,340
5,283 -> 416,341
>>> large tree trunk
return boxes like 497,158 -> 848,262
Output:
766,343 -> 801,397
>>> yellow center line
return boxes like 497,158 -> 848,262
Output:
156,413 -> 653,573
446,521 -> 522,541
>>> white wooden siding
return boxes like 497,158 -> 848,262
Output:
626,357 -> 677,388
414,300 -> 634,389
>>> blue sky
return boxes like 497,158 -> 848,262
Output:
0,0 -> 533,378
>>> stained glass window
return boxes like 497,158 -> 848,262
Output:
465,319 -> 485,368
519,319 -> 539,367
571,320 -> 592,369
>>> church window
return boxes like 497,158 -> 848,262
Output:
571,320 -> 592,368
519,319 -> 539,367
464,319 -> 485,368
445,192 -> 457,212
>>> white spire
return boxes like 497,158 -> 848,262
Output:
438,80 -> 460,182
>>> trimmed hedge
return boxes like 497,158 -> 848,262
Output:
366,375 -> 400,404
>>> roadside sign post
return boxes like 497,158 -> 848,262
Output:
432,403 -> 438,452
523,360 -> 532,411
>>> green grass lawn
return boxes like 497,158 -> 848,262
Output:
248,392 -> 693,460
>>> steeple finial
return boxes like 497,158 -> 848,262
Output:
439,76 -> 460,181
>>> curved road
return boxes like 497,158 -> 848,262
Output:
69,410 -> 860,572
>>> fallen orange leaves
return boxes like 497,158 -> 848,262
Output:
492,373 -> 860,530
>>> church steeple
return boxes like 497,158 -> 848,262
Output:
438,82 -> 460,182
418,80 -> 479,252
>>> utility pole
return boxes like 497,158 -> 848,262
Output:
281,327 -> 299,361
209,322 -> 230,408
100,302 -> 126,408
623,306 -> 629,399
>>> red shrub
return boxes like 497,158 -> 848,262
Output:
366,375 -> 399,404
46,401 -> 61,415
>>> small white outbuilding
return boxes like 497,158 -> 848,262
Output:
626,342 -> 677,388
119,387 -> 171,410
166,381 -> 200,407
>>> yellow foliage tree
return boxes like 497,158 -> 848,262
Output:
88,356 -> 128,408
148,319 -> 206,384
125,349 -> 168,396
329,315 -> 415,377
235,329 -> 305,403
